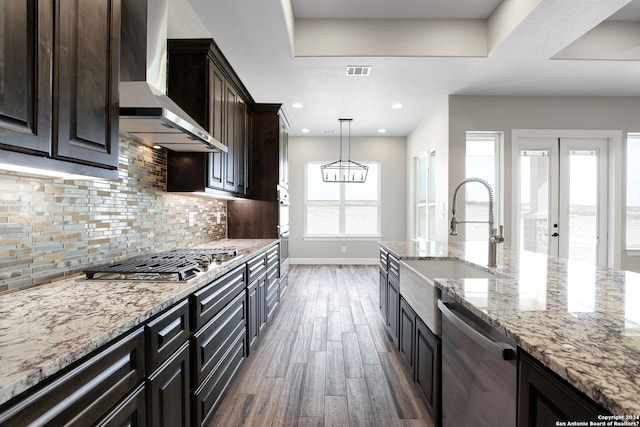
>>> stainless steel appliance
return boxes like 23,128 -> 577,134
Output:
438,299 -> 517,427
83,248 -> 239,282
119,0 -> 226,153
277,186 -> 290,278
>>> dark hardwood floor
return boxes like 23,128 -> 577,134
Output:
210,265 -> 433,427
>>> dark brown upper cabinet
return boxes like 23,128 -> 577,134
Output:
167,39 -> 250,196
54,0 -> 121,169
250,104 -> 290,200
0,1 -> 52,154
0,0 -> 120,178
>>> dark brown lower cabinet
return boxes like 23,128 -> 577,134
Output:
397,297 -> 441,427
379,268 -> 387,320
147,341 -> 191,427
399,297 -> 416,369
247,268 -> 267,353
518,351 -> 608,427
415,316 -> 440,426
96,383 -> 146,427
193,332 -> 246,427
0,328 -> 145,426
387,277 -> 400,347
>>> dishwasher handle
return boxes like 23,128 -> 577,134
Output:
438,300 -> 516,361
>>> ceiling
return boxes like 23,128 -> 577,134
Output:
169,0 -> 640,136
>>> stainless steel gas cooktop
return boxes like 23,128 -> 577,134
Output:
83,248 -> 239,282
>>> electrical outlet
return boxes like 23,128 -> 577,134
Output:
188,212 -> 196,226
341,246 -> 347,253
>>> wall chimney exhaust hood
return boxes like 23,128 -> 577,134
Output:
119,0 -> 226,153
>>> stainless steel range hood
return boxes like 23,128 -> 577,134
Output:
119,0 -> 226,153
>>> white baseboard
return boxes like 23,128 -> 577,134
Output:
290,258 -> 378,265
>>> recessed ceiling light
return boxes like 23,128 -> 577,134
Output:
378,128 -> 387,133
391,103 -> 403,109
152,145 -> 162,149
346,66 -> 371,76
292,102 -> 303,109
301,128 -> 310,133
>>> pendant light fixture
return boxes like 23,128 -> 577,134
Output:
321,118 -> 368,183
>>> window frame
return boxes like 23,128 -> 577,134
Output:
626,133 -> 640,251
304,160 -> 382,240
414,149 -> 436,243
464,132 -> 503,242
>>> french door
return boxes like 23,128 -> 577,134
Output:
513,136 -> 608,266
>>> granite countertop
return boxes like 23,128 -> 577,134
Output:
379,240 -> 640,416
0,239 -> 278,407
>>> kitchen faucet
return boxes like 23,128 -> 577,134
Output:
449,177 -> 504,267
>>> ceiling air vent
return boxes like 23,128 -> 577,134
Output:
346,66 -> 371,76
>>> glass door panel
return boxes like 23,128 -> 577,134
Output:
566,150 -> 599,265
519,149 -> 551,255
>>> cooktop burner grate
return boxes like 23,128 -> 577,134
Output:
84,248 -> 238,281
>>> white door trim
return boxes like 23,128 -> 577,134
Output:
511,129 -> 623,268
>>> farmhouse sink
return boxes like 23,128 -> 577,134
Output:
399,259 -> 504,336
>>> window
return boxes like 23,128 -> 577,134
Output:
415,150 -> 436,242
305,161 -> 380,237
627,134 -> 640,249
465,132 -> 502,242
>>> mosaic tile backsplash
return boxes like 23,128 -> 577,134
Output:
0,137 -> 227,292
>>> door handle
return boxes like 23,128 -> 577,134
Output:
551,232 -> 559,237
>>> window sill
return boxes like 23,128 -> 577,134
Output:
625,249 -> 640,256
303,235 -> 382,241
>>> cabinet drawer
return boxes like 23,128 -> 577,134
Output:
379,248 -> 389,272
193,291 -> 247,386
266,245 -> 279,270
247,253 -> 267,283
0,328 -> 144,427
388,254 -> 400,283
192,332 -> 246,427
96,383 -> 146,427
266,263 -> 279,293
192,264 -> 246,330
146,299 -> 190,373
266,286 -> 279,322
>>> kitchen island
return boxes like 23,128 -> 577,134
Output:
379,240 -> 640,417
0,239 -> 277,409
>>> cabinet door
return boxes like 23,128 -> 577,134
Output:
236,98 -> 247,195
247,281 -> 259,351
147,342 -> 191,427
387,278 -> 399,347
416,317 -> 441,425
399,298 -> 415,370
0,0 -> 52,154
379,269 -> 387,321
207,65 -> 225,189
278,114 -> 288,188
258,273 -> 267,336
518,352 -> 607,427
223,83 -> 237,192
54,0 -> 120,169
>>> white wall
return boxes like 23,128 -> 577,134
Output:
289,135 -> 406,263
447,95 -> 640,271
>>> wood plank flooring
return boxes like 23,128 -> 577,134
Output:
210,265 -> 434,427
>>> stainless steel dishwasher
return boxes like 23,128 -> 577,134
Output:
438,299 -> 517,427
